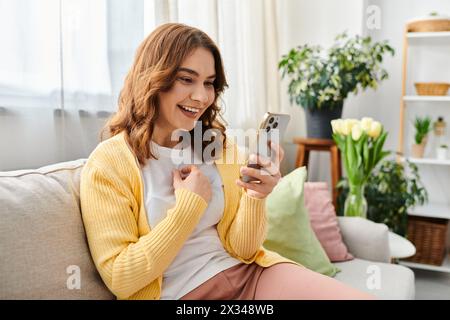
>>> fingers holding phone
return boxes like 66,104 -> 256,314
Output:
269,141 -> 284,164
236,112 -> 289,199
258,141 -> 284,175
236,142 -> 285,199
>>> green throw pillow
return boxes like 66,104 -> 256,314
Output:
264,166 -> 339,277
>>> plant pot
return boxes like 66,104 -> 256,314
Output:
305,101 -> 343,139
436,147 -> 448,160
411,143 -> 426,158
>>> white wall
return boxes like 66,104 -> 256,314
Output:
361,0 -> 450,205
277,0 -> 450,208
277,0 -> 365,182
363,0 -> 450,151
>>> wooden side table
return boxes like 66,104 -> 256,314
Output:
293,137 -> 342,208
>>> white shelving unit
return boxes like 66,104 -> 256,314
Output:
409,203 -> 450,220
403,96 -> 450,103
400,256 -> 450,273
407,31 -> 450,39
398,28 -> 450,273
400,156 -> 450,166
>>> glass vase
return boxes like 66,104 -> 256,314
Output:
344,183 -> 367,218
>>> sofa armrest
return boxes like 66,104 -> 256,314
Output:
337,217 -> 391,263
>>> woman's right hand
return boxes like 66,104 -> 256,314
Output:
173,165 -> 212,203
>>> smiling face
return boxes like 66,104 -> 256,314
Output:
154,47 -> 216,147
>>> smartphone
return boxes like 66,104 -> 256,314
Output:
240,112 -> 290,183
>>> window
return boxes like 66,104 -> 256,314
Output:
0,0 -> 148,111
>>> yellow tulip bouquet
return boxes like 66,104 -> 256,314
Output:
331,117 -> 389,217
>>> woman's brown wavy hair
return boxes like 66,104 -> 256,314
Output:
102,23 -> 228,165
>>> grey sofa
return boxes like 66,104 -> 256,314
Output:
0,159 -> 414,299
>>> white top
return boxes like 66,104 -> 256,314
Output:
141,141 -> 241,300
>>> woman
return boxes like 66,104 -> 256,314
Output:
80,23 -> 373,300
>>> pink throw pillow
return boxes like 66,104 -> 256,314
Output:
304,182 -> 353,262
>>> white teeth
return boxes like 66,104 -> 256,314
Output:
178,105 -> 199,113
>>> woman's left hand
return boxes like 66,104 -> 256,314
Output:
236,141 -> 284,199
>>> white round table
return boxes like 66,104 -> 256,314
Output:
388,231 -> 416,260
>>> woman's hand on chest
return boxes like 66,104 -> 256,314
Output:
173,165 -> 212,203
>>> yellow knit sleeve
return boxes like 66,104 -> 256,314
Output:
80,164 -> 207,299
226,190 -> 267,262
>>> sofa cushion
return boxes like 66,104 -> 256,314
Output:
334,258 -> 415,300
264,167 -> 339,277
304,182 -> 353,262
0,160 -> 114,299
337,217 -> 391,263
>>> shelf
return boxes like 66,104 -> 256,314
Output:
400,157 -> 450,166
409,203 -> 450,220
399,26 -> 450,275
407,31 -> 450,39
407,32 -> 450,46
403,96 -> 450,102
399,255 -> 450,273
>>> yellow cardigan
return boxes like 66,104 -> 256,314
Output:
80,132 -> 290,300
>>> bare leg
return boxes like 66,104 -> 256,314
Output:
254,263 -> 376,300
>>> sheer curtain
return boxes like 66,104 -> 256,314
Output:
0,0 -> 61,108
218,0 -> 281,129
61,0 -> 112,110
0,0 -> 280,125
153,0 -> 281,129
0,0 -> 145,111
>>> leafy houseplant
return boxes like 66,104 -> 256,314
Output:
278,33 -> 394,139
337,159 -> 428,236
331,117 -> 389,218
411,116 -> 432,158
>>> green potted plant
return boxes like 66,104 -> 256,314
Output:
278,33 -> 394,139
337,159 -> 428,236
411,116 -> 432,158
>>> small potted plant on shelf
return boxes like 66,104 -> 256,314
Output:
278,33 -> 394,139
436,144 -> 448,160
411,116 -> 432,158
